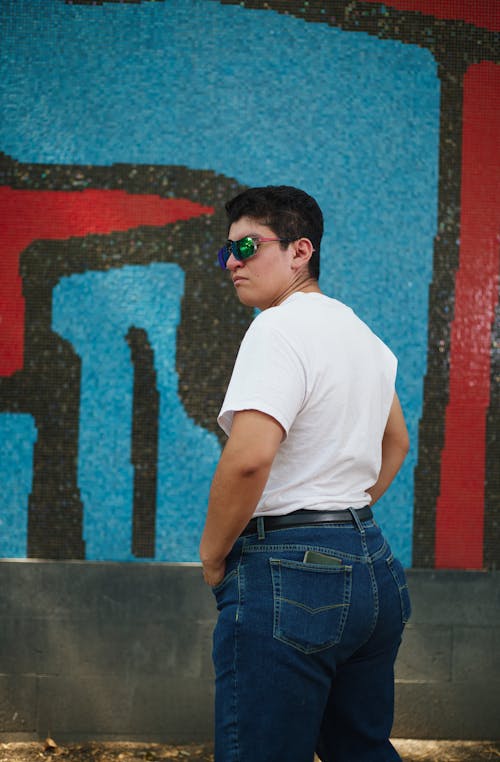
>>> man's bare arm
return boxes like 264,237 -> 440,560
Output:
367,392 -> 410,506
199,409 -> 283,586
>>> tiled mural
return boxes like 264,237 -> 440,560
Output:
0,0 -> 498,569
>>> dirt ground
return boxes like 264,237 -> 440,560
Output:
1,739 -> 500,762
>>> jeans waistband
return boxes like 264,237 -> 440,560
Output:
240,506 -> 373,537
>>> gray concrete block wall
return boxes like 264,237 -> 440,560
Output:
0,561 -> 499,742
0,561 -> 216,743
393,570 -> 500,740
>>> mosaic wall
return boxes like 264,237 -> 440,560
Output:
0,0 -> 498,569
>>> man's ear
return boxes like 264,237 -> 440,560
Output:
291,237 -> 314,270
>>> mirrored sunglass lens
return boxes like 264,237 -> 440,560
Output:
236,237 -> 256,260
217,246 -> 229,269
218,238 -> 256,269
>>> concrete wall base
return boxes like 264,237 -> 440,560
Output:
1,562 -> 498,742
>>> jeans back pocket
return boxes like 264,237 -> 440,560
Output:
270,557 -> 352,654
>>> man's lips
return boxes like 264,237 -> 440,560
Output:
232,275 -> 247,285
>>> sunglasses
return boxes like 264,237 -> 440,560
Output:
217,236 -> 294,270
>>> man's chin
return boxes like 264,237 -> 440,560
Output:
235,290 -> 257,309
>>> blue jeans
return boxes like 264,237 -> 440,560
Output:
211,511 -> 411,762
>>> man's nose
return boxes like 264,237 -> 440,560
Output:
227,253 -> 244,270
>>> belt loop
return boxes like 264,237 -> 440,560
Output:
257,517 -> 266,540
348,507 -> 365,535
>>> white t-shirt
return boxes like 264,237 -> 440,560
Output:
218,292 -> 397,516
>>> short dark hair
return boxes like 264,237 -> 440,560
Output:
225,185 -> 323,280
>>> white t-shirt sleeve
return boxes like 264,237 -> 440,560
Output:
218,316 -> 306,437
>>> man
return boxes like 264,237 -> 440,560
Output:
200,186 -> 410,762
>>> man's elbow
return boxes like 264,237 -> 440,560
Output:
238,454 -> 275,479
222,443 -> 275,480
401,431 -> 410,456
385,429 -> 410,462
387,416 -> 410,458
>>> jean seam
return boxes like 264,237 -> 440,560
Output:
387,555 -> 412,624
366,558 -> 380,641
354,514 -> 380,643
226,548 -> 244,761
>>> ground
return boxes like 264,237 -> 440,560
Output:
1,740 -> 500,762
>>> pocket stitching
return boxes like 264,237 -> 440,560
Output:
270,558 -> 352,654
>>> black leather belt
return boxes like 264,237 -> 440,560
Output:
240,506 -> 373,536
